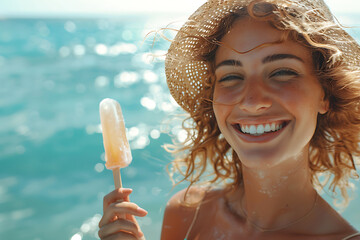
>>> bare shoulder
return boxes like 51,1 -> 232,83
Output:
309,196 -> 359,239
160,186 -> 207,240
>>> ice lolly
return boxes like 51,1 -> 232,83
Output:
99,98 -> 132,189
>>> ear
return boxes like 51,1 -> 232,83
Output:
318,97 -> 329,114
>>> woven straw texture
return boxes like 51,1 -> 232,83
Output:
165,0 -> 360,113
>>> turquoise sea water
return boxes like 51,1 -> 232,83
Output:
0,15 -> 359,240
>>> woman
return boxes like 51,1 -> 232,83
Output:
98,0 -> 360,239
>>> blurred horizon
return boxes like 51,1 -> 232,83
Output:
0,0 -> 359,19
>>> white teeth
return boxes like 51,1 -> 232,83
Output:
239,122 -> 285,136
249,125 -> 257,134
256,125 -> 264,134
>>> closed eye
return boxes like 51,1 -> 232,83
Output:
218,75 -> 244,82
270,69 -> 299,78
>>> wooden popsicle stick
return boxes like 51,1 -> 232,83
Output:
112,168 -> 126,219
112,168 -> 122,189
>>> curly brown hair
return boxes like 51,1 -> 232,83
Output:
165,0 -> 360,207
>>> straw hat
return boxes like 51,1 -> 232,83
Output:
165,0 -> 360,113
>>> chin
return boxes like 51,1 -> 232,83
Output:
233,148 -> 289,169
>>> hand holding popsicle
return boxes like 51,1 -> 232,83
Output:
98,188 -> 147,240
99,98 -> 132,189
98,98 -> 147,239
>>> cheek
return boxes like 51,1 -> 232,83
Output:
278,83 -> 322,115
213,104 -> 232,130
213,104 -> 225,123
281,86 -> 322,137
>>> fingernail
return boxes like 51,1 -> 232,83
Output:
138,231 -> 144,237
137,207 -> 147,213
121,188 -> 133,192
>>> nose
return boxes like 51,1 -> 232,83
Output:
238,79 -> 272,113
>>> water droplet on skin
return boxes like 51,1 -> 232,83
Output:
258,171 -> 265,179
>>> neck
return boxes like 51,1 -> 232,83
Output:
227,151 -> 318,232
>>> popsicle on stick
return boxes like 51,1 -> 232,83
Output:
99,98 -> 132,189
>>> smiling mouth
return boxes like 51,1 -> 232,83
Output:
233,121 -> 290,136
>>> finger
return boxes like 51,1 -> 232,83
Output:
126,213 -> 136,221
98,218 -> 143,239
99,202 -> 148,228
103,188 -> 133,211
102,231 -> 138,240
125,214 -> 144,237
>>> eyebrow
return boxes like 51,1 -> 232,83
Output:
215,59 -> 242,69
262,54 -> 304,64
215,54 -> 304,70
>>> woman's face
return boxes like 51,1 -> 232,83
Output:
213,18 -> 328,169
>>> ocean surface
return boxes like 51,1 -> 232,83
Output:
0,14 -> 359,240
